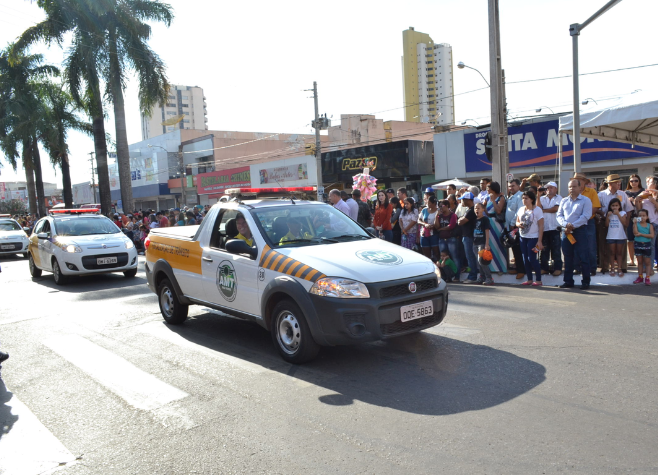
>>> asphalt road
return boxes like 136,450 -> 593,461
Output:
1,254 -> 657,474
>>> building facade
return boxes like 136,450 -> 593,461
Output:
402,27 -> 454,126
140,85 -> 208,141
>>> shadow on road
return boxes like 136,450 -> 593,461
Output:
166,312 -> 546,416
26,272 -> 148,297
0,375 -> 18,440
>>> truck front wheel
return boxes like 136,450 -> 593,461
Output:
158,278 -> 188,325
271,299 -> 320,364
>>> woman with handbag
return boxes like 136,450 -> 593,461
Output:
483,181 -> 508,274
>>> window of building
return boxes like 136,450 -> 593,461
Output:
182,95 -> 188,99
167,95 -> 175,100
166,103 -> 176,107
166,111 -> 176,115
184,112 -> 190,116
181,104 -> 188,107
183,119 -> 190,123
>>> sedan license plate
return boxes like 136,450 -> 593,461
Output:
400,300 -> 434,322
97,257 -> 118,265
1,245 -> 13,250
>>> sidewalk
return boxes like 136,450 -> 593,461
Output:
457,267 -> 655,286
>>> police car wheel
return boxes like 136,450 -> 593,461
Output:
158,278 -> 188,324
52,259 -> 69,285
123,269 -> 137,278
28,253 -> 42,278
271,299 -> 320,364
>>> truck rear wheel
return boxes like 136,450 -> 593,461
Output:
271,299 -> 320,364
158,278 -> 188,324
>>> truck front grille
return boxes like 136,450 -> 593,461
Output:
379,278 -> 436,299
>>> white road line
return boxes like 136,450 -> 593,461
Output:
43,335 -> 188,411
0,391 -> 76,475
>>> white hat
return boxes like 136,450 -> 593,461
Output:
546,181 -> 558,188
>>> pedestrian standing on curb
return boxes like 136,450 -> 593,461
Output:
473,202 -> 494,285
399,197 -> 419,250
351,190 -> 372,228
437,199 -> 461,274
505,179 -> 525,279
390,197 -> 403,245
598,174 -> 633,275
516,190 -> 544,286
605,198 -> 628,277
636,176 -> 658,274
457,192 -> 479,283
625,174 -> 644,266
373,190 -> 394,242
557,179 -> 593,290
539,182 -> 563,276
341,190 -> 359,222
574,173 -> 601,276
418,196 -> 440,261
633,209 -> 654,285
483,181 -> 508,274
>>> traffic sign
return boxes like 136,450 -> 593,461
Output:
506,173 -> 514,182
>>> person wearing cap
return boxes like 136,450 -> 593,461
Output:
557,178 -> 593,289
573,173 -> 600,276
597,174 -> 633,274
539,182 -> 563,276
423,187 -> 435,207
457,192 -> 479,283
505,179 -> 526,279
386,188 -> 396,201
522,173 -> 542,191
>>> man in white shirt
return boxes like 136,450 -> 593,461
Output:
478,178 -> 491,203
539,182 -> 563,276
329,189 -> 350,215
597,174 -> 633,273
340,190 -> 359,222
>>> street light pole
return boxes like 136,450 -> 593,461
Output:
179,145 -> 187,207
312,82 -> 323,202
570,0 -> 623,173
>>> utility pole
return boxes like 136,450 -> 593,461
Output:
88,152 -> 97,203
178,145 -> 187,207
488,0 -> 509,187
306,82 -> 330,202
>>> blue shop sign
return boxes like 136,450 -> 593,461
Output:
464,119 -> 657,173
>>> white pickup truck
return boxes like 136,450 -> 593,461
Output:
145,198 -> 448,363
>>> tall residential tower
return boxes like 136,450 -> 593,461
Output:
402,27 -> 454,126
140,85 -> 209,140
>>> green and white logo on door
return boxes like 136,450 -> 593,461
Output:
216,260 -> 237,302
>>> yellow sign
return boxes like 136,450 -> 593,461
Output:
341,156 -> 377,171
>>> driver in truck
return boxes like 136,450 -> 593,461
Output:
235,213 -> 254,246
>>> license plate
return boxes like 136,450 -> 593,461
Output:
97,257 -> 118,265
1,245 -> 13,250
400,300 -> 434,322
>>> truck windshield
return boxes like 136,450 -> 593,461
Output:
250,204 -> 371,248
53,217 -> 121,236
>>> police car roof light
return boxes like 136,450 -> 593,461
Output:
49,208 -> 100,215
225,187 -> 315,194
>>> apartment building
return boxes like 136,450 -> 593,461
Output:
402,27 -> 454,126
140,85 -> 208,140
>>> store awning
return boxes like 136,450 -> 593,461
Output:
559,93 -> 658,149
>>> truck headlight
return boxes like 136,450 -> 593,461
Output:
64,244 -> 82,253
124,240 -> 135,249
309,277 -> 370,299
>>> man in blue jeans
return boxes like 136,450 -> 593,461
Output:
539,182 -> 563,276
437,200 -> 461,275
557,179 -> 593,290
457,192 -> 479,283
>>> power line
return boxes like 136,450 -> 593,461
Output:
506,63 -> 658,84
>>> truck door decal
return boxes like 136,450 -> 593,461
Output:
216,260 -> 238,302
259,245 -> 326,283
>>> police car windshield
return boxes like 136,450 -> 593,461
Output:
251,204 -> 370,248
53,217 -> 120,236
0,221 -> 21,231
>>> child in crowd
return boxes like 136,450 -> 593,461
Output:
605,198 -> 628,277
437,250 -> 458,282
472,202 -> 494,285
633,209 -> 655,285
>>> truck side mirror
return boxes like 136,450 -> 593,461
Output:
225,239 -> 257,259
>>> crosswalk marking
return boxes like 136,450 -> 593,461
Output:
43,335 -> 188,411
0,391 -> 76,475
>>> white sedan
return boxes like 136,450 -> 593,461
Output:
28,212 -> 138,285
0,218 -> 30,258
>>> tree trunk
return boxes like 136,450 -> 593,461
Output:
109,32 -> 134,214
22,138 -> 37,215
61,153 -> 73,208
31,139 -> 47,217
89,80 -> 112,216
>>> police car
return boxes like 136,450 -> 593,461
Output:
28,209 -> 139,285
0,216 -> 30,258
145,188 -> 448,363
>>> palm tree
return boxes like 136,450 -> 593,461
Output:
13,0 -> 174,214
0,47 -> 59,216
39,82 -> 93,208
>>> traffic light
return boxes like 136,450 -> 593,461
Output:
484,131 -> 493,162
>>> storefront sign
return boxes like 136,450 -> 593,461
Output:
197,167 -> 251,194
464,119 -> 657,173
259,163 -> 308,184
341,156 -> 377,171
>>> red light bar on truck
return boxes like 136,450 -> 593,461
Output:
225,187 -> 316,194
49,208 -> 101,215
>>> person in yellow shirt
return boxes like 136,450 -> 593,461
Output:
573,173 -> 601,276
235,214 -> 254,246
279,218 -> 313,245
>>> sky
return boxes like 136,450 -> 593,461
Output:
0,0 -> 656,189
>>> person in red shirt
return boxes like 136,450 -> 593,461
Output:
159,212 -> 170,228
373,190 -> 393,242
